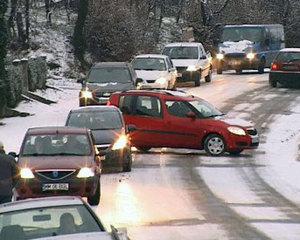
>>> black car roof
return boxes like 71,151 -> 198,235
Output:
26,126 -> 90,135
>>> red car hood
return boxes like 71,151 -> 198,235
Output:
215,115 -> 254,128
18,155 -> 94,170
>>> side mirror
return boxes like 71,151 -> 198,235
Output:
200,55 -> 207,60
186,112 -> 196,119
136,78 -> 143,84
8,152 -> 18,159
127,124 -> 137,132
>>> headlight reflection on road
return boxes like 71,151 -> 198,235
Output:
115,181 -> 142,226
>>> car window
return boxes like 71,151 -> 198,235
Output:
0,205 -> 102,239
87,67 -> 132,84
276,52 -> 300,63
67,111 -> 123,130
135,96 -> 162,118
188,100 -> 223,118
21,134 -> 92,156
166,101 -> 193,118
132,58 -> 166,71
119,95 -> 134,115
163,47 -> 199,59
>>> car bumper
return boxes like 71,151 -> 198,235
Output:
139,82 -> 167,89
218,58 -> 260,70
176,71 -> 199,82
79,97 -> 109,106
97,145 -> 129,170
16,176 -> 99,199
269,71 -> 300,84
226,133 -> 259,151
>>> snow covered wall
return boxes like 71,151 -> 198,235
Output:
0,56 -> 48,117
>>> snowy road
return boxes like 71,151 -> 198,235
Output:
1,72 -> 300,239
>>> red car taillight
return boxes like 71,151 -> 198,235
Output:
271,62 -> 282,71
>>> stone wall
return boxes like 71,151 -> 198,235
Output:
0,56 -> 48,117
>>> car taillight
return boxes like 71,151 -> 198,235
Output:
271,63 -> 280,71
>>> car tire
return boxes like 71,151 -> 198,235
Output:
136,147 -> 151,153
269,78 -> 277,87
217,68 -> 223,74
123,152 -> 132,172
87,180 -> 100,206
194,72 -> 201,87
205,69 -> 212,82
229,149 -> 243,155
235,68 -> 242,74
204,134 -> 226,156
258,59 -> 266,74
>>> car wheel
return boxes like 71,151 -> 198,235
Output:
123,152 -> 132,172
258,59 -> 266,74
194,72 -> 201,87
204,134 -> 226,156
235,68 -> 242,74
269,78 -> 277,87
205,69 -> 212,82
87,180 -> 100,206
229,149 -> 243,155
136,147 -> 151,153
217,68 -> 223,74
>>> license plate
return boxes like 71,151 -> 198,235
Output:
251,136 -> 259,143
42,183 -> 69,191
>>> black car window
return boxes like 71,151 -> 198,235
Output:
119,95 -> 134,115
67,111 -> 123,130
276,52 -> 300,63
87,67 -> 132,84
135,96 -> 162,118
165,101 -> 193,118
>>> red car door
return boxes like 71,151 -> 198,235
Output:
162,100 -> 200,148
119,94 -> 170,148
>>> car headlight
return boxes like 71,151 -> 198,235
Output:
228,126 -> 246,136
156,77 -> 167,85
246,53 -> 256,60
112,135 -> 128,150
216,53 -> 224,60
81,90 -> 93,99
187,65 -> 197,72
20,168 -> 34,179
77,167 -> 95,178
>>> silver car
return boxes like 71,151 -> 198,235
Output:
0,196 -> 128,240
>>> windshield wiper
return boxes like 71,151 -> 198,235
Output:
55,153 -> 86,156
206,113 -> 225,118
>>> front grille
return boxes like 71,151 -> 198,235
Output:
146,80 -> 156,83
246,128 -> 258,136
225,53 -> 246,60
36,170 -> 76,181
176,67 -> 187,73
94,92 -> 111,97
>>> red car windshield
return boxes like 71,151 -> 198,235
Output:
22,134 -> 92,156
188,99 -> 223,118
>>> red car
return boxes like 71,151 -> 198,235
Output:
14,127 -> 102,206
109,90 -> 259,156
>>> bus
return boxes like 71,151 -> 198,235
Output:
216,24 -> 285,74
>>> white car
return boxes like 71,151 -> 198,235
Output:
131,54 -> 177,89
162,42 -> 212,86
0,196 -> 128,240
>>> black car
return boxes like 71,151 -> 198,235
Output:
66,106 -> 132,172
269,48 -> 300,87
79,62 -> 138,106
